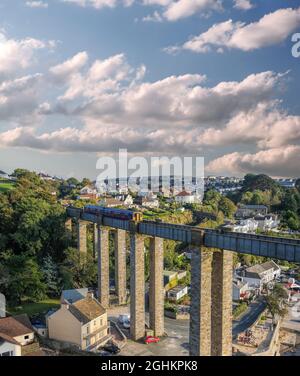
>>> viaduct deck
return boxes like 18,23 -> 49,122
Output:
67,207 -> 300,262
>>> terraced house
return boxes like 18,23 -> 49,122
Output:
47,293 -> 109,352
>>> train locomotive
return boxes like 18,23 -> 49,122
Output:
84,205 -> 143,222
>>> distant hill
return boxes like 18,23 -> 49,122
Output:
242,174 -> 282,193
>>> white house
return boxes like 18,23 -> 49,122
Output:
223,219 -> 258,234
0,314 -> 36,356
166,285 -> 188,302
175,190 -> 196,204
242,260 -> 281,290
233,278 -> 250,301
254,214 -> 280,231
0,170 -> 9,180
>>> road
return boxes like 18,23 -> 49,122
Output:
232,300 -> 266,339
108,300 -> 265,356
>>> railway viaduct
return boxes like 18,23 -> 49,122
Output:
66,207 -> 300,356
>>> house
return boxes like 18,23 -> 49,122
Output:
101,197 -> 122,208
60,288 -> 89,304
116,194 -> 133,206
38,172 -> 55,181
242,260 -> 281,290
236,205 -> 268,219
0,170 -> 9,180
233,278 -> 250,301
254,214 -> 280,231
166,285 -> 188,302
134,195 -> 159,209
47,293 -> 109,352
0,314 -> 39,356
0,293 -> 5,318
163,270 -> 178,286
222,219 -> 258,234
78,185 -> 99,200
175,190 -> 196,204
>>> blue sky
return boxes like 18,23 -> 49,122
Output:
0,0 -> 300,179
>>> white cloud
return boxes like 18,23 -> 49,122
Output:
162,0 -> 222,21
207,146 -> 300,177
61,0 -> 223,21
0,31 -> 55,78
25,1 -> 49,8
1,44 -> 299,177
49,51 -> 89,84
62,0 -> 126,9
166,7 -> 300,53
233,0 -> 253,11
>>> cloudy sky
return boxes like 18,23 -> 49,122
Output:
0,0 -> 300,179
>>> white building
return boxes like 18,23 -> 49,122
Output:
242,261 -> 281,290
0,170 -> 9,180
175,190 -> 196,204
0,315 -> 36,356
229,219 -> 258,233
233,278 -> 250,301
166,285 -> 188,302
80,185 -> 98,195
254,214 -> 280,231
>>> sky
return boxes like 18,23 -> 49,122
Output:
0,0 -> 300,179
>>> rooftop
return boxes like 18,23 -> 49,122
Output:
61,288 -> 89,304
0,314 -> 34,339
69,295 -> 106,325
176,190 -> 192,197
246,260 -> 280,276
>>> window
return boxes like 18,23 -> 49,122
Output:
24,335 -> 29,340
94,320 -> 96,326
1,351 -> 13,356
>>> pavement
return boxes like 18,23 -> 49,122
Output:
282,293 -> 300,332
108,299 -> 265,356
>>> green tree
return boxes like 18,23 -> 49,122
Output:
219,197 -> 237,218
264,283 -> 289,322
41,255 -> 62,297
0,251 -> 46,305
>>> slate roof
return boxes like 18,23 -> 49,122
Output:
68,296 -> 106,325
61,288 -> 88,304
245,260 -> 280,277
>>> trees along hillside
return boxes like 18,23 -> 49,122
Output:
0,170 -> 97,307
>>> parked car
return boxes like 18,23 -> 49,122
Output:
118,314 -> 130,325
98,350 -> 111,356
145,336 -> 160,344
123,319 -> 130,329
103,342 -> 121,354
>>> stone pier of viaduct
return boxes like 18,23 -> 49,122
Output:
66,208 -> 300,356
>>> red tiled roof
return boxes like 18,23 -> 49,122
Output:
176,190 -> 191,197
